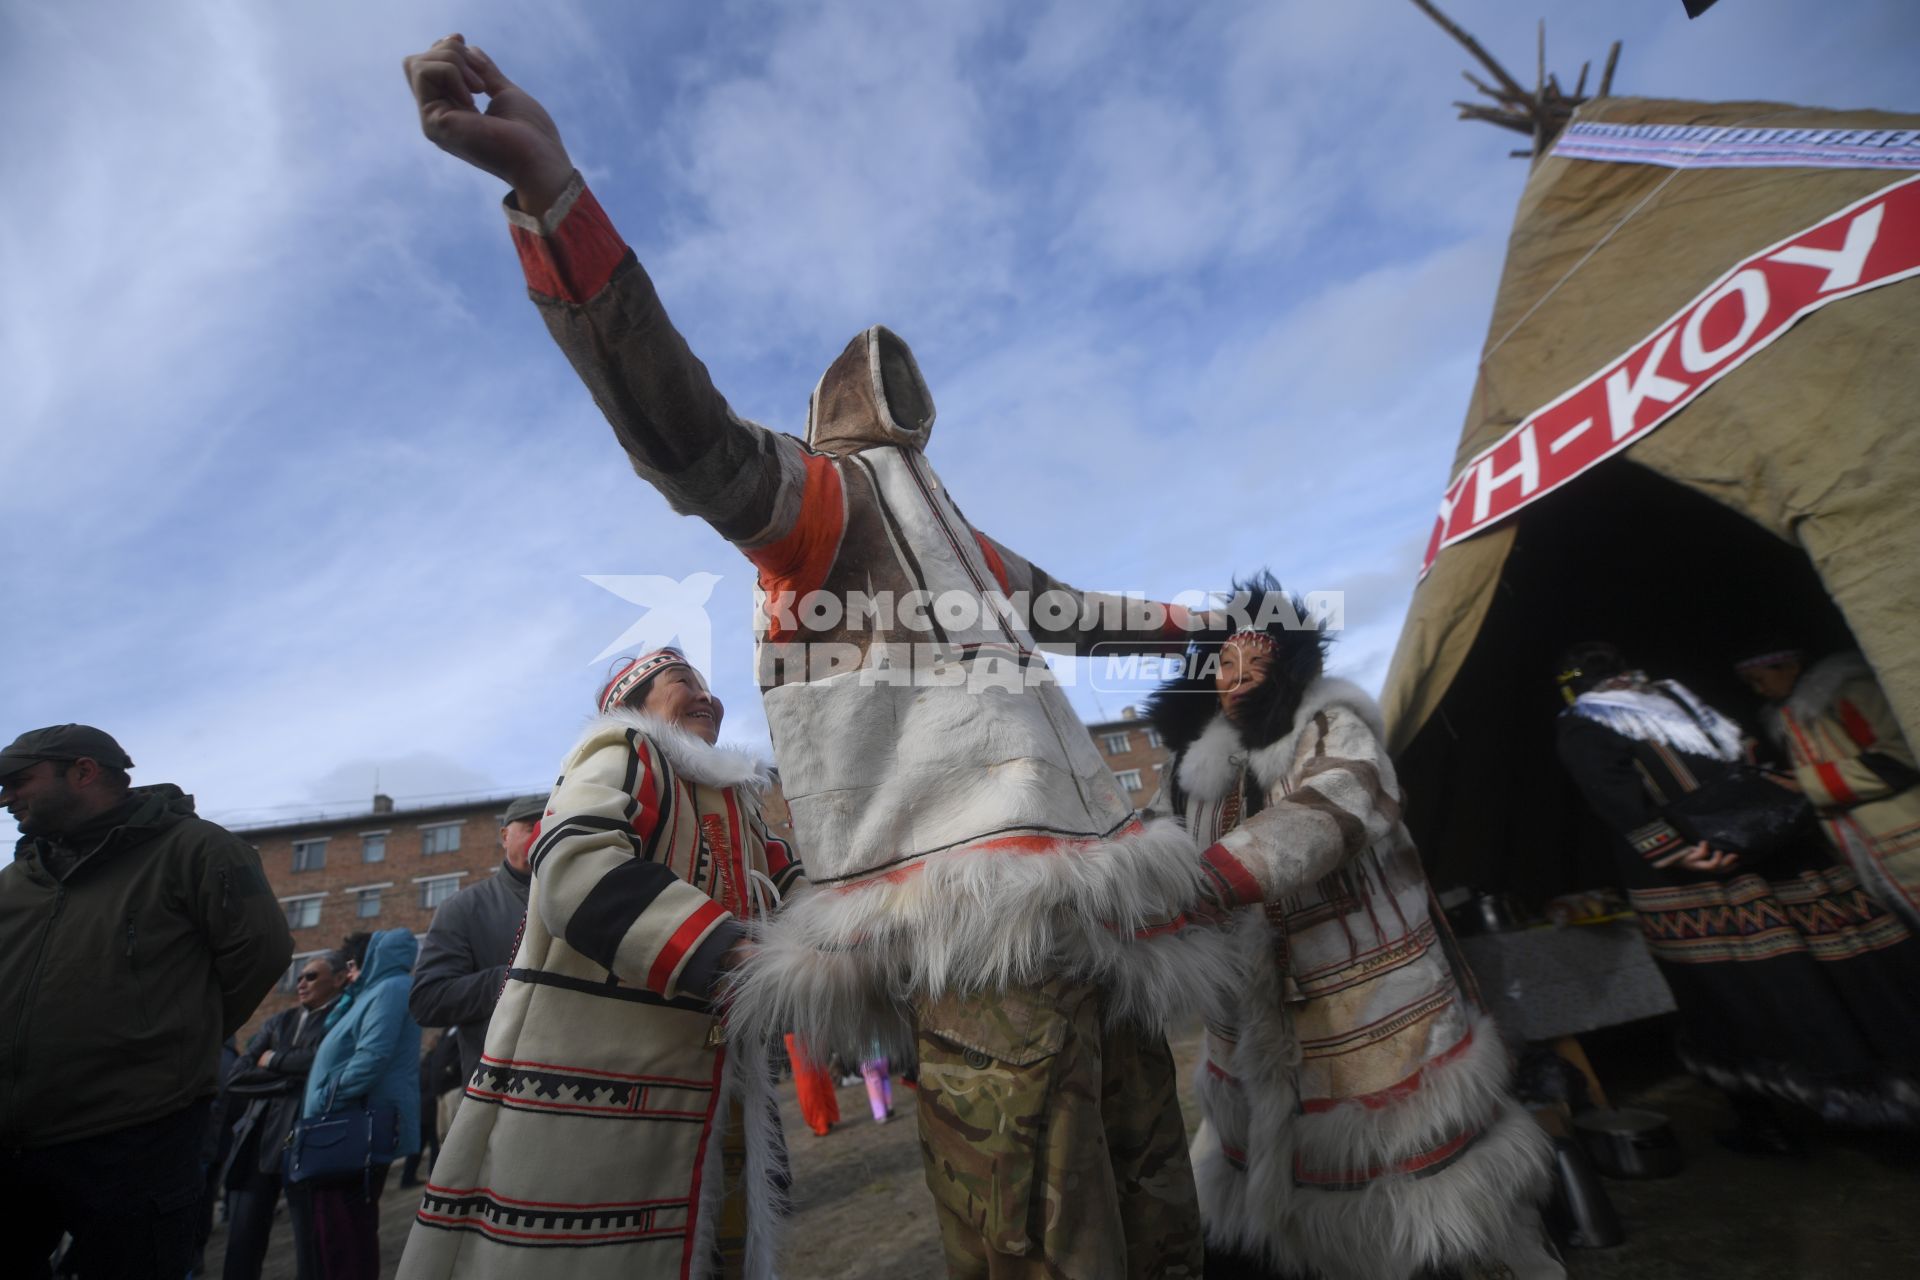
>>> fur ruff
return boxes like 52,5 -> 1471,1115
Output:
1768,650 -> 1875,744
574,708 -> 773,793
1567,682 -> 1744,762
725,816 -> 1239,1054
687,1033 -> 786,1280
1194,910 -> 1549,1275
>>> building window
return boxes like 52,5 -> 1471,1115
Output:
361,832 -> 387,863
356,888 -> 383,918
1102,731 -> 1131,755
1145,727 -> 1163,749
291,839 -> 327,872
1114,769 -> 1143,792
420,823 -> 462,856
277,951 -> 325,995
419,875 -> 463,910
281,896 -> 323,930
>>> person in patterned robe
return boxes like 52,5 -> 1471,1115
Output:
1554,641 -> 1920,1144
1149,575 -> 1560,1280
397,649 -> 804,1280
1736,646 -> 1920,932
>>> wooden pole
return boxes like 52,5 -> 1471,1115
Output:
1410,0 -> 1532,103
1599,40 -> 1622,97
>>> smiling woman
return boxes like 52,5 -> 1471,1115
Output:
398,645 -> 803,1280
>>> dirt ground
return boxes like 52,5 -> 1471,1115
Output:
225,1020 -> 1920,1279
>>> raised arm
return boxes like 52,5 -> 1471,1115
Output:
978,534 -> 1200,657
1196,704 -> 1401,908
404,35 -> 802,549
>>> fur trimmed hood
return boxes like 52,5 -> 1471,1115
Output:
1770,650 -> 1875,739
571,708 -> 773,794
1174,678 -> 1387,804
1145,572 -> 1331,758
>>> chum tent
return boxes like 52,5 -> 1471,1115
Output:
1379,96 -> 1920,905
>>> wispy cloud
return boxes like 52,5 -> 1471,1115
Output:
4,0 -> 1915,847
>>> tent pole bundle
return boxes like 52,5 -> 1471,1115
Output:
1410,0 -> 1622,160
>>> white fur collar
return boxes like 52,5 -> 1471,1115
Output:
575,708 -> 772,793
1174,677 -> 1383,803
1778,651 -> 1874,731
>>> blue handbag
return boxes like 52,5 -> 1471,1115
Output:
285,1080 -> 401,1186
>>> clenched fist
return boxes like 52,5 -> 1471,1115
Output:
403,34 -> 574,219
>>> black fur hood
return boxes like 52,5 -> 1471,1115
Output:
1144,572 -> 1331,756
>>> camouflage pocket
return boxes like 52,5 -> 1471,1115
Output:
913,982 -> 1087,1257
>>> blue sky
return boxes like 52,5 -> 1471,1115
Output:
4,0 -> 1916,837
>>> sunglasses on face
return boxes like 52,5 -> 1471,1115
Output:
297,972 -> 324,983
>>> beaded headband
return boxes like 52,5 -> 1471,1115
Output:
598,648 -> 693,714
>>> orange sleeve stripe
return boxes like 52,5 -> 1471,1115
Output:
647,899 -> 728,995
509,185 -> 629,305
1835,699 -> 1878,749
1201,842 -> 1264,907
750,452 -> 845,639
1815,760 -> 1856,805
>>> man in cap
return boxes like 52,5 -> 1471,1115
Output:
0,723 -> 293,1280
409,791 -> 544,1092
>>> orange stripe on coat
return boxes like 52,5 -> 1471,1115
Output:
646,899 -> 728,994
1816,760 -> 1857,805
509,185 -> 628,304
750,452 -> 845,640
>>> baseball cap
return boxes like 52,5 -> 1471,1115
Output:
0,724 -> 135,780
500,794 -> 547,826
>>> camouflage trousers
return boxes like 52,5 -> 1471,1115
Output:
911,977 -> 1203,1280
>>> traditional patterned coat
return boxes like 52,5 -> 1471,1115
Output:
1767,652 -> 1920,930
504,175 -> 1231,1054
397,711 -> 802,1280
1156,679 -> 1555,1280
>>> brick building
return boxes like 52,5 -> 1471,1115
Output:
234,786 -> 803,1046
232,718 -> 1151,1043
1086,706 -> 1173,810
233,792 -> 528,1045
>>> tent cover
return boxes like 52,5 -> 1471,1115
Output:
1380,96 -> 1920,902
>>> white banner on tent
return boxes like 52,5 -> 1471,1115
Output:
1420,173 -> 1920,579
1553,121 -> 1920,170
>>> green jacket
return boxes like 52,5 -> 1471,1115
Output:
0,784 -> 293,1147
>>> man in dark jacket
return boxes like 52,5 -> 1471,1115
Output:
408,793 -> 539,1088
0,724 -> 294,1280
220,949 -> 348,1280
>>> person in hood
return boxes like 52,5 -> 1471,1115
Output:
409,791 -> 543,1091
405,37 -> 1229,1277
1557,642 -> 1920,1141
0,723 -> 293,1280
1735,644 -> 1920,931
1147,578 -> 1560,1280
398,649 -> 804,1280
303,927 -> 423,1279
